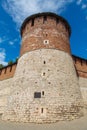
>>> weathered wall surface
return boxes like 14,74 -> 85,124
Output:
2,49 -> 83,123
79,77 -> 87,107
0,78 -> 13,113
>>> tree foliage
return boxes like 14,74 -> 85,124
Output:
8,60 -> 13,65
15,58 -> 18,63
0,64 -> 4,69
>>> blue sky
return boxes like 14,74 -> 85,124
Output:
0,0 -> 87,65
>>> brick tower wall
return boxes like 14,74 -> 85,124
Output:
20,12 -> 71,56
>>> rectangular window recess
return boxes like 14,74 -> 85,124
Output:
34,92 -> 41,98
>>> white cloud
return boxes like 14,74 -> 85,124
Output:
9,41 -> 14,45
0,38 -> 3,43
2,0 -> 74,27
82,4 -> 87,9
77,0 -> 82,5
76,0 -> 87,21
0,36 -> 18,46
9,38 -> 18,45
0,36 -> 8,44
0,48 -> 7,66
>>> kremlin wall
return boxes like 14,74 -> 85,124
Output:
0,12 -> 87,123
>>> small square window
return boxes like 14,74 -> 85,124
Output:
43,40 -> 49,45
34,92 -> 41,98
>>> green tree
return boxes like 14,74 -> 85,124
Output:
8,60 -> 13,65
0,64 -> 4,69
15,58 -> 18,63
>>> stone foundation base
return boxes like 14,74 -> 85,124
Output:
2,104 -> 83,123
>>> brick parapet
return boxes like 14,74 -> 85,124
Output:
20,12 -> 71,36
72,56 -> 87,78
0,63 -> 17,81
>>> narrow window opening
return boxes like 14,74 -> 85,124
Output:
42,91 -> 44,96
48,82 -> 51,84
4,68 -> 7,74
43,16 -> 47,23
41,108 -> 43,113
43,61 -> 46,64
43,72 -> 45,76
81,60 -> 83,66
10,66 -> 12,72
0,70 -> 2,75
46,34 -> 47,37
31,19 -> 34,26
56,18 -> 59,24
86,60 -> 87,65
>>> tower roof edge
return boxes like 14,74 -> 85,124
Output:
20,12 -> 71,37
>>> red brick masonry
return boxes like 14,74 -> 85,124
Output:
20,12 -> 71,56
72,56 -> 87,78
0,63 -> 17,81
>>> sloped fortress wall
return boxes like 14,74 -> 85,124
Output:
0,78 -> 12,114
2,12 -> 83,123
0,63 -> 17,114
73,56 -> 87,107
79,77 -> 87,107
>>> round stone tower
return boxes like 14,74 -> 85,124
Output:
3,12 -> 83,123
